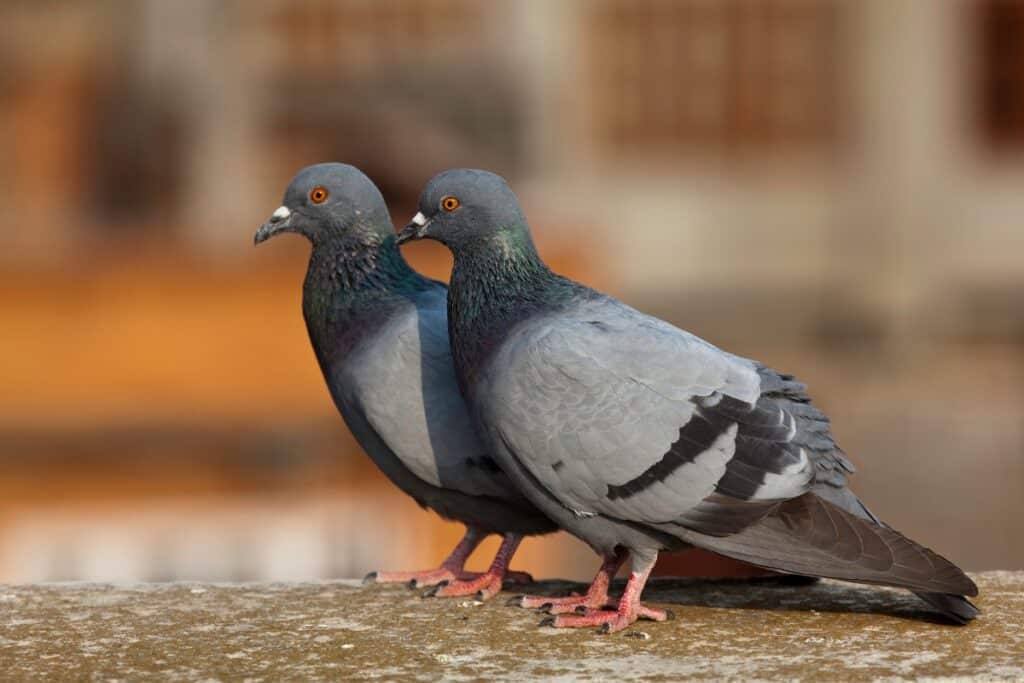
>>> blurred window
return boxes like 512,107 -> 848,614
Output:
241,0 -> 524,203
89,82 -> 187,228
978,0 -> 1024,148
586,0 -> 842,157
251,0 -> 484,76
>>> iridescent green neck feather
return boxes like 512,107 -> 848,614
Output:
303,224 -> 433,364
446,224 -> 584,392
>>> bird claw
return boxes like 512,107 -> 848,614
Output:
425,572 -> 503,600
536,602 -> 672,633
515,593 -> 608,614
636,605 -> 672,622
365,567 -> 459,588
421,581 -> 450,599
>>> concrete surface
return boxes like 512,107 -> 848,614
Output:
0,572 -> 1020,681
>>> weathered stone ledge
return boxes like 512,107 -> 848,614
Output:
1,572 -> 1020,681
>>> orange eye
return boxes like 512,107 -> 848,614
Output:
441,196 -> 460,212
310,187 -> 329,204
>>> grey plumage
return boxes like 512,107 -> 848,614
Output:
397,168 -> 978,627
255,164 -> 554,596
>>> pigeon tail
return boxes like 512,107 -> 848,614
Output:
671,492 -> 978,623
911,591 -> 980,624
814,491 -> 981,624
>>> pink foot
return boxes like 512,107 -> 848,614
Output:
424,533 -> 528,600
364,528 -> 534,593
365,567 -> 531,589
363,567 -> 464,588
537,550 -> 672,634
426,570 -> 506,600
511,592 -> 614,615
540,603 -> 674,633
511,550 -> 627,615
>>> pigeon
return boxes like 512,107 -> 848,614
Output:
254,163 -> 556,599
396,168 -> 979,632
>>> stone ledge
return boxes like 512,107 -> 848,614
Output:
1,572 -> 1020,681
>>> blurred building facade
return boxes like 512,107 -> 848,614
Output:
1,0 -> 1022,582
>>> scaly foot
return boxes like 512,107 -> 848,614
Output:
425,570 -> 506,600
365,567 -> 532,590
363,567 -> 460,588
510,549 -> 626,615
511,592 -> 612,615
540,603 -> 674,633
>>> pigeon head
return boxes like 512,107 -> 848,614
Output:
254,163 -> 392,247
396,169 -> 528,251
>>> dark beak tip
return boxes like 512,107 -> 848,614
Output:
254,217 -> 287,246
395,224 -> 420,245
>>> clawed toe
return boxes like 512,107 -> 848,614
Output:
367,567 -> 459,588
422,581 -> 451,599
540,609 -> 620,630
636,605 -> 672,622
537,603 -> 673,633
428,573 -> 504,600
410,574 -> 453,589
515,593 -> 608,615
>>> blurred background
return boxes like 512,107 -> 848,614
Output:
1,0 -> 1022,584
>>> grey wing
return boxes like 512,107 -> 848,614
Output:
349,291 -> 511,500
752,365 -> 870,517
478,298 -> 821,534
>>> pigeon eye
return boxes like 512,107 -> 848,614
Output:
441,196 -> 460,212
310,187 -> 329,204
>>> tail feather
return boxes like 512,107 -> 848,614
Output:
673,492 -> 978,620
912,591 -> 980,624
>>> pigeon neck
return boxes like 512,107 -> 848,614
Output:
307,231 -> 417,291
447,228 -> 574,393
303,233 -> 425,355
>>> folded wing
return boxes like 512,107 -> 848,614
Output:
478,297 -> 824,534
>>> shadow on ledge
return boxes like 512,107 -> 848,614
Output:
513,574 -> 956,626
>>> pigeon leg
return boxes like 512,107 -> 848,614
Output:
540,550 -> 673,633
512,548 -> 627,614
427,533 -> 525,600
363,526 -> 485,588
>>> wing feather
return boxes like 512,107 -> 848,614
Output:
477,298 -> 823,531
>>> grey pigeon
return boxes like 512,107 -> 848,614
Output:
254,163 -> 555,599
396,168 -> 979,631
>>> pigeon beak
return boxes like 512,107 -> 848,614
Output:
396,212 -> 430,245
254,206 -> 294,245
